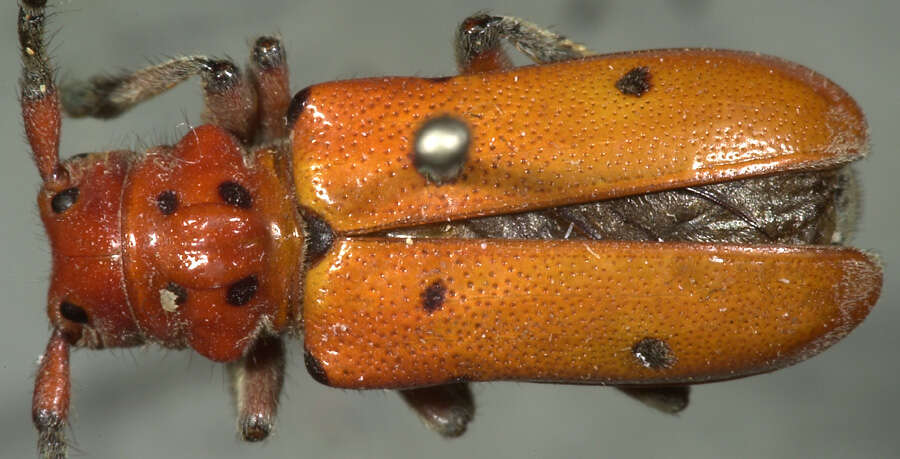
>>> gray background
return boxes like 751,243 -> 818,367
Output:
1,1 -> 898,458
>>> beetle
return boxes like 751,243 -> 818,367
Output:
17,1 -> 882,457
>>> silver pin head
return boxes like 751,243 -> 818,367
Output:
413,115 -> 471,185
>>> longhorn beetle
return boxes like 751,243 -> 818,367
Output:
18,1 -> 882,457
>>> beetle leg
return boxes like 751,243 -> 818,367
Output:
455,12 -> 594,73
618,386 -> 690,415
33,329 -> 71,459
399,383 -> 475,438
18,0 -> 63,184
61,56 -> 260,143
198,59 -> 260,143
229,336 -> 285,442
249,37 -> 291,142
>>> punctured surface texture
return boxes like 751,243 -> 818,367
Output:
302,239 -> 881,389
290,49 -> 868,233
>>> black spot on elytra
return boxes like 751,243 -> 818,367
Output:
51,187 -> 79,213
615,66 -> 651,96
164,282 -> 188,305
304,350 -> 329,385
156,190 -> 177,215
422,280 -> 447,313
226,276 -> 258,306
218,181 -> 252,208
632,337 -> 675,369
301,209 -> 334,265
286,86 -> 311,129
59,301 -> 88,323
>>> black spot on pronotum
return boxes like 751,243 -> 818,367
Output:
301,209 -> 334,265
252,36 -> 285,70
218,181 -> 252,208
421,280 -> 447,313
286,86 -> 311,129
164,282 -> 188,305
226,276 -> 258,306
156,190 -> 178,215
412,115 -> 471,185
304,350 -> 329,385
632,337 -> 675,369
59,301 -> 88,324
202,60 -> 240,93
615,66 -> 651,96
50,188 -> 79,213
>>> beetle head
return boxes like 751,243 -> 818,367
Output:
38,151 -> 142,348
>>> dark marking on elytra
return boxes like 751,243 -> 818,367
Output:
615,66 -> 651,96
218,181 -> 252,208
422,280 -> 447,313
164,282 -> 188,306
59,301 -> 88,324
50,188 -> 79,213
286,86 -> 311,129
301,209 -> 335,265
156,190 -> 178,215
226,276 -> 258,306
304,350 -> 329,385
632,337 -> 675,369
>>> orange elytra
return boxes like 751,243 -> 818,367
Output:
18,4 -> 880,457
291,50 -> 866,234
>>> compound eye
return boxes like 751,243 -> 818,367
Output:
51,188 -> 79,213
59,301 -> 89,323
